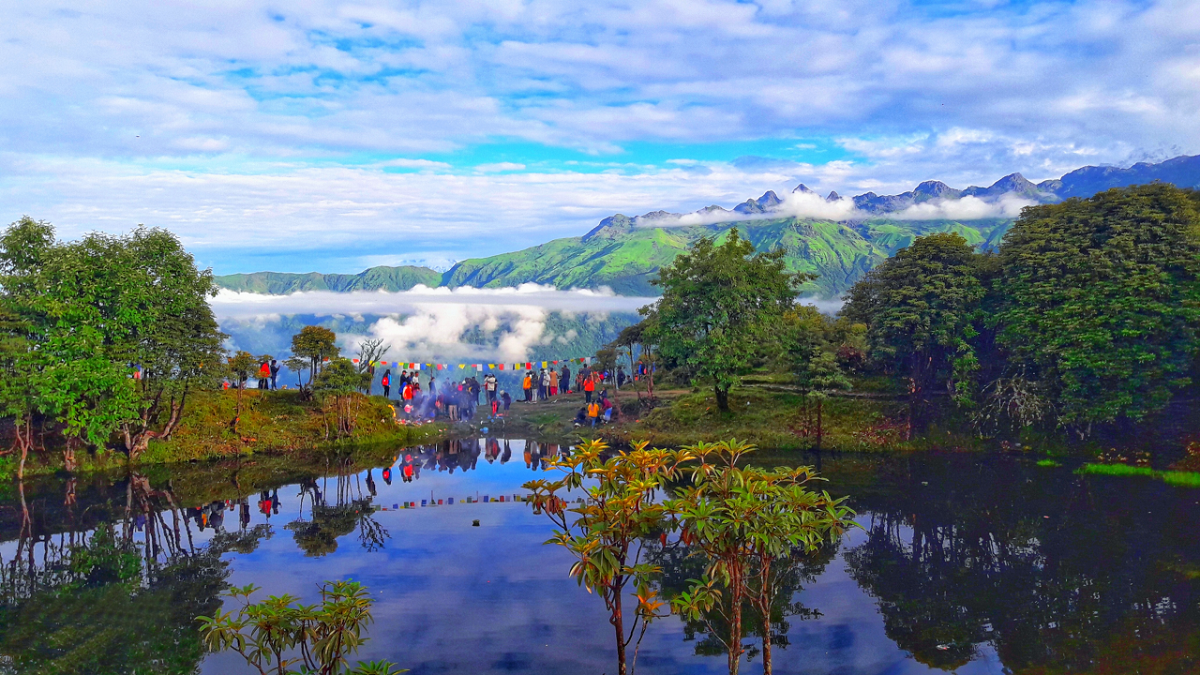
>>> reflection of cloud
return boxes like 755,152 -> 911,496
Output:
210,284 -> 653,361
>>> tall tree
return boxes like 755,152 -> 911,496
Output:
994,184 -> 1200,431
650,229 -> 803,411
843,232 -> 986,431
291,326 -> 340,397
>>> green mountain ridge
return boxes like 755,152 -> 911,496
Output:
212,154 -> 1200,297
215,216 -> 1011,297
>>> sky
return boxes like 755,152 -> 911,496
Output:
1,0 -> 1198,274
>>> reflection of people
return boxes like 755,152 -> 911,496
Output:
382,466 -> 393,485
366,469 -> 377,496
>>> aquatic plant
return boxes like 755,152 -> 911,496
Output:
1076,463 -> 1200,488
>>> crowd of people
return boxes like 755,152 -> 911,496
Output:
375,362 -> 633,426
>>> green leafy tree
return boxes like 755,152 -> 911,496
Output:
292,326 -> 340,397
843,232 -> 986,431
781,307 -> 851,449
666,441 -> 853,675
524,440 -> 694,675
0,219 -> 225,467
650,228 -> 803,411
994,184 -> 1200,431
314,358 -> 371,438
227,351 -> 256,431
199,580 -> 405,675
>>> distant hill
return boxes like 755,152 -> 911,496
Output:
215,265 -> 441,294
214,154 -> 1200,297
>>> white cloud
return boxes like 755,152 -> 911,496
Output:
475,162 -> 526,172
891,193 -> 1036,220
211,284 -> 652,361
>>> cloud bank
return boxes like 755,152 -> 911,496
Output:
211,285 -> 652,362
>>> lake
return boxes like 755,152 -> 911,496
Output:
2,440 -> 1197,674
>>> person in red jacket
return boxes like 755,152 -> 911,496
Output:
381,369 -> 391,398
583,371 -> 596,403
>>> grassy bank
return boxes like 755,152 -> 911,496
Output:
0,389 -> 444,480
596,385 -> 967,452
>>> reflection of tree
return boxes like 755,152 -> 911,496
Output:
647,536 -> 836,662
0,513 -> 269,675
842,455 -> 1200,673
286,469 -> 389,556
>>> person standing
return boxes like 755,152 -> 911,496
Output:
257,360 -> 271,390
583,370 -> 596,403
381,369 -> 391,398
501,390 -> 512,411
523,371 -> 533,402
485,373 -> 498,404
549,368 -> 559,397
538,368 -> 549,401
561,364 -> 571,394
270,359 -> 280,390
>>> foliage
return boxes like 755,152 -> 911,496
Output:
199,580 -> 405,675
0,218 -> 225,466
994,184 -> 1200,429
650,228 -> 804,411
1075,463 -> 1200,488
314,358 -> 372,438
843,232 -> 986,410
524,439 -> 694,675
0,524 -> 235,675
292,325 -> 340,394
666,440 -> 853,675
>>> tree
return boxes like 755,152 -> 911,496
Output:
355,338 -> 388,379
843,232 -> 986,433
314,358 -> 371,438
227,351 -> 256,431
199,580 -> 405,675
292,326 -> 340,397
650,228 -> 803,411
0,219 -> 225,468
524,440 -> 693,675
994,184 -> 1200,432
667,441 -> 853,675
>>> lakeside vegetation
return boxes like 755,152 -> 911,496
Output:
592,184 -> 1200,463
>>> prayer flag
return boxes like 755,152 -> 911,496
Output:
352,358 -> 359,363
498,364 -> 504,370
459,364 -> 465,369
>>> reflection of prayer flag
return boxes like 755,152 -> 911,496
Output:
459,364 -> 465,369
488,364 -> 494,369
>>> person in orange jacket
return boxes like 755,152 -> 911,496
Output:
583,371 -> 596,403
523,372 -> 533,402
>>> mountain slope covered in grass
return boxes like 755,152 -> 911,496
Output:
214,154 -> 1200,297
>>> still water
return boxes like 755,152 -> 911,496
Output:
1,440 -> 1198,674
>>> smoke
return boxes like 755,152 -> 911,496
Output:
210,284 -> 654,362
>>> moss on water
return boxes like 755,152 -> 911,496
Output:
1076,463 -> 1200,488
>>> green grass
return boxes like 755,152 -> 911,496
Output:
3,389 -> 443,480
603,386 -> 930,452
1076,463 -> 1200,488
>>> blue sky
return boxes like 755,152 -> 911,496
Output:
1,0 -> 1197,274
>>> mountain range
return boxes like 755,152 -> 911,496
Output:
214,154 -> 1200,297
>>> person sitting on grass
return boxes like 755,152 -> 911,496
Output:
574,407 -> 588,426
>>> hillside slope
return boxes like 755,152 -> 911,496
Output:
215,265 -> 441,294
213,155 -> 1200,297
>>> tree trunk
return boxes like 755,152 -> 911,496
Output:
816,400 -> 823,451
62,438 -> 77,473
715,385 -> 729,412
758,558 -> 774,675
612,589 -> 628,675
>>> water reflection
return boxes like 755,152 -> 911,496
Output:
0,447 -> 1196,674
